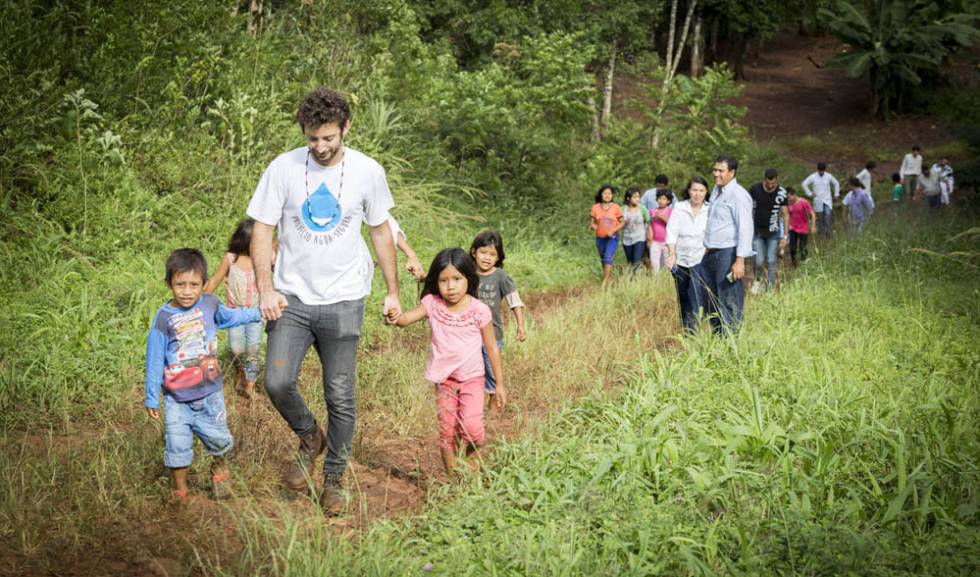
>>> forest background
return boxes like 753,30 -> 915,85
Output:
1,0 -> 979,575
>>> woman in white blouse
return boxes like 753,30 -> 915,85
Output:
665,177 -> 710,332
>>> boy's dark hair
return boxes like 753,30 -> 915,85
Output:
786,186 -> 797,196
865,160 -> 877,170
912,144 -> 921,152
422,248 -> 480,300
655,174 -> 669,186
595,184 -> 616,203
227,218 -> 255,256
684,176 -> 710,199
624,186 -> 642,204
470,230 -> 506,268
764,168 -> 779,180
165,248 -> 208,285
817,162 -> 827,171
715,155 -> 738,172
296,87 -> 351,131
656,189 -> 674,202
848,176 -> 863,188
891,172 -> 901,183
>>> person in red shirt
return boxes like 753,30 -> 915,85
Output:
786,187 -> 816,267
589,184 -> 625,288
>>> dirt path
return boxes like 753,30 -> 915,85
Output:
732,33 -> 954,173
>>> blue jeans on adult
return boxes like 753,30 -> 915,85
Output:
700,247 -> 744,334
752,234 -> 780,289
671,264 -> 707,333
264,295 -> 364,476
227,311 -> 263,382
816,208 -> 833,237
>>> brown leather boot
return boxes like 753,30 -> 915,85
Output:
283,423 -> 326,491
318,473 -> 349,516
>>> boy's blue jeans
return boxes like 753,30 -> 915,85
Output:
263,295 -> 363,476
163,390 -> 233,468
752,234 -> 780,288
227,311 -> 263,382
481,339 -> 505,393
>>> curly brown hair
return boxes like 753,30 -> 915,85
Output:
295,87 -> 351,131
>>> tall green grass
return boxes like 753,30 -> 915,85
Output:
214,209 -> 980,576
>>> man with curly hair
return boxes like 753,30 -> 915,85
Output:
247,87 -> 402,515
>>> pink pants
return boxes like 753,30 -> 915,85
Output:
649,241 -> 667,271
435,375 -> 486,451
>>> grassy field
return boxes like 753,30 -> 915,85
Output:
205,206 -> 978,576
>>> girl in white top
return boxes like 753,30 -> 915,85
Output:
664,177 -> 711,333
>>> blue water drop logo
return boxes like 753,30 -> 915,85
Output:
303,182 -> 343,232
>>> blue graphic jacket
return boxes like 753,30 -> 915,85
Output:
144,294 -> 261,408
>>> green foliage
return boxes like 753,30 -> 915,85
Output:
820,0 -> 980,118
219,211 -> 980,576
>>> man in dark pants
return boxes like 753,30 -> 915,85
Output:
701,155 -> 753,334
248,87 -> 402,515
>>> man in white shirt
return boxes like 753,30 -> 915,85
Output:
802,162 -> 840,238
900,145 -> 923,201
856,161 -> 876,196
248,87 -> 402,515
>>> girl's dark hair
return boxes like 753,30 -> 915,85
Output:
786,186 -> 797,196
595,184 -> 616,203
848,176 -> 863,188
165,248 -> 208,285
656,189 -> 674,202
891,172 -> 901,182
624,186 -> 641,204
683,176 -> 710,199
227,218 -> 255,256
422,248 -> 480,300
470,230 -> 506,268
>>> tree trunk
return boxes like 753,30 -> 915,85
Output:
248,0 -> 262,36
651,0 -> 698,148
709,15 -> 719,62
601,44 -> 616,135
733,33 -> 748,80
665,0 -> 678,71
588,92 -> 601,142
690,13 -> 703,77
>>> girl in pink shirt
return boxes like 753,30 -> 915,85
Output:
393,248 -> 506,474
649,190 -> 674,271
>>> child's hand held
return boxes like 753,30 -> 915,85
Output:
146,407 -> 160,421
494,387 -> 507,410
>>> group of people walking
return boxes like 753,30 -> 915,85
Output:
589,144 -> 953,336
144,88 -> 528,515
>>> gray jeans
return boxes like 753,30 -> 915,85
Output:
264,295 -> 364,475
816,208 -> 833,237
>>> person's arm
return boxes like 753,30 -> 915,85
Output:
655,208 -> 671,223
802,175 -> 814,197
482,323 -> 506,409
831,175 -> 840,198
503,287 -> 527,341
780,205 -> 790,248
589,206 -> 599,233
394,302 -> 427,327
370,220 -> 402,323
807,204 -> 816,233
204,254 -> 231,294
251,222 -> 288,321
612,207 -> 625,234
396,232 -> 426,279
144,319 -> 166,420
664,208 -> 679,269
732,192 -> 754,279
216,302 -> 263,329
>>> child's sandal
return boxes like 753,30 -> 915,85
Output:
211,470 -> 232,500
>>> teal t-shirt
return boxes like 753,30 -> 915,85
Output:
891,184 -> 903,202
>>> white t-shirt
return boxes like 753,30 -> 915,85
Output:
247,146 -> 394,305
